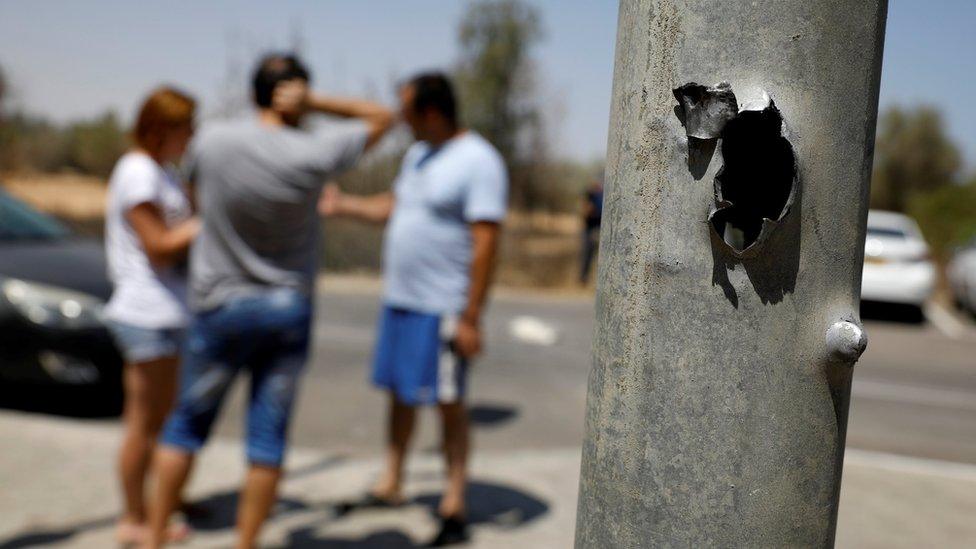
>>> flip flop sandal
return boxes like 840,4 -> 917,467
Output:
115,522 -> 145,547
114,522 -> 191,547
166,521 -> 192,544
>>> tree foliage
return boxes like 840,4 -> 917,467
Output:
0,110 -> 126,178
61,113 -> 127,177
455,0 -> 545,209
869,104 -> 976,257
907,179 -> 976,259
0,112 -> 64,172
870,105 -> 962,212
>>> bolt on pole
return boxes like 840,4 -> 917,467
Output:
575,1 -> 887,547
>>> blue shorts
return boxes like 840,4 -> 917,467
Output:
160,289 -> 311,467
372,305 -> 467,406
106,321 -> 183,363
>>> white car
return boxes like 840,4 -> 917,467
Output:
860,210 -> 935,311
948,238 -> 976,315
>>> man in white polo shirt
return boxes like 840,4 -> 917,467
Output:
321,72 -> 507,546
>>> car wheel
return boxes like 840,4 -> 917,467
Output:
0,378 -> 122,418
0,352 -> 123,418
907,304 -> 926,324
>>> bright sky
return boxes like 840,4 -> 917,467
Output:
0,1 -> 974,167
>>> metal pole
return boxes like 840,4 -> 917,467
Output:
575,1 -> 887,547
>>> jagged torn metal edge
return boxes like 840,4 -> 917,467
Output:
672,81 -> 738,139
673,82 -> 799,258
707,97 -> 798,259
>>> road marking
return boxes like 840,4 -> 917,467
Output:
924,303 -> 967,339
852,379 -> 976,412
845,448 -> 976,483
509,316 -> 559,346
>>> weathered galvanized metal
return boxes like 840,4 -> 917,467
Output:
575,1 -> 887,547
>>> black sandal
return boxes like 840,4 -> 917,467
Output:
426,515 -> 469,547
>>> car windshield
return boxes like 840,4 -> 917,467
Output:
866,226 -> 907,239
0,190 -> 71,240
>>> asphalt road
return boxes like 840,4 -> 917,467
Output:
210,282 -> 976,466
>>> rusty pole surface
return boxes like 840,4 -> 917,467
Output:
575,1 -> 888,547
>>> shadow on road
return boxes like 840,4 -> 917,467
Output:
0,456 -> 342,548
285,527 -> 417,548
0,453 -> 548,549
414,480 -> 549,527
184,493 -> 312,532
0,516 -> 115,549
297,480 -> 551,547
860,300 -> 925,324
468,402 -> 519,429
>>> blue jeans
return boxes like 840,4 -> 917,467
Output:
160,289 -> 311,466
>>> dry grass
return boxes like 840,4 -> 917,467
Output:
2,172 -> 591,288
506,210 -> 580,234
1,171 -> 107,220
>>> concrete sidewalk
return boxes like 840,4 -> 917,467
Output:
1,411 -> 974,548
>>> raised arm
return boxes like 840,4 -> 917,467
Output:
273,81 -> 396,149
318,183 -> 394,224
305,94 -> 395,150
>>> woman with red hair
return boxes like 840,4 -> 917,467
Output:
104,87 -> 199,544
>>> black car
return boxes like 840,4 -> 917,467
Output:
0,188 -> 122,416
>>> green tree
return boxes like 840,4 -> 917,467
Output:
0,63 -> 6,111
455,0 -> 544,209
871,105 -> 962,211
907,179 -> 976,260
0,112 -> 67,172
62,112 -> 127,178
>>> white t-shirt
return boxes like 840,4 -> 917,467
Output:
104,152 -> 192,328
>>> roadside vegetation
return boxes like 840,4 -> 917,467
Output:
1,0 -> 974,284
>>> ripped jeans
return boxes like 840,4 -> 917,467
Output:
160,289 -> 311,467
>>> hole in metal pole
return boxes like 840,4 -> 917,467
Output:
673,82 -> 799,257
710,103 -> 797,252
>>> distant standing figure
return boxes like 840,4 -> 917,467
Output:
0,65 -> 6,117
321,72 -> 508,546
580,177 -> 604,284
103,87 -> 199,545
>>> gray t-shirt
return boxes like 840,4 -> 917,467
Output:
383,132 -> 508,314
188,117 -> 368,311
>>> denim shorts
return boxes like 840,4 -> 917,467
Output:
159,289 -> 312,467
106,321 -> 184,363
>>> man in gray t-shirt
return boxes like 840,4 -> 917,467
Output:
149,54 -> 393,549
187,113 -> 369,311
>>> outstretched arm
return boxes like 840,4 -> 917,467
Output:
318,183 -> 394,224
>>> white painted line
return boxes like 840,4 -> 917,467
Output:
924,302 -> 967,340
852,379 -> 976,412
509,316 -> 559,346
845,448 -> 976,483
